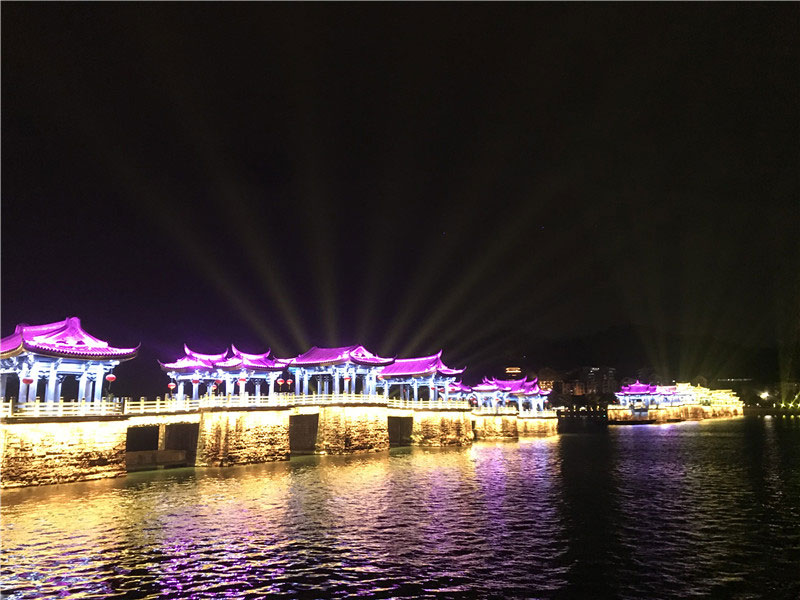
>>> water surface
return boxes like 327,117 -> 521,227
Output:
3,418 -> 799,599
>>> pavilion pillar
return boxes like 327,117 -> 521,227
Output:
429,377 -> 435,402
255,381 -> 262,399
383,381 -> 389,399
324,376 -> 329,395
94,365 -> 105,402
225,377 -> 233,397
269,375 -> 276,400
444,384 -> 449,404
0,374 -> 7,401
192,382 -> 199,401
303,373 -> 309,395
55,375 -> 65,401
333,370 -> 340,395
77,372 -> 88,401
45,368 -> 58,403
177,382 -> 185,403
413,380 -> 419,403
27,366 -> 41,403
295,370 -> 301,395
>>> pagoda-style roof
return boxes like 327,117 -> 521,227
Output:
0,317 -> 139,360
448,381 -> 473,394
215,345 -> 287,372
289,345 -> 395,367
471,376 -> 548,396
184,344 -> 228,363
378,351 -> 464,378
619,381 -> 658,395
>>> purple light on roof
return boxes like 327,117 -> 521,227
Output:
378,351 -> 465,378
0,317 -> 138,359
290,345 -> 394,367
620,380 -> 658,395
184,344 -> 228,363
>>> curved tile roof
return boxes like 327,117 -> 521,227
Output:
0,317 -> 138,360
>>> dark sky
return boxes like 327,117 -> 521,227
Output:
3,4 -> 798,391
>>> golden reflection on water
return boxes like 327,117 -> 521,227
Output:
2,422 -> 799,600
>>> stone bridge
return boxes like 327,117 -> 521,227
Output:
0,394 -> 558,488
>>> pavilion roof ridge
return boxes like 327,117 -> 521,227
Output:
1,316 -> 138,360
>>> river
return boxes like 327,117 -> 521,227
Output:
2,417 -> 799,599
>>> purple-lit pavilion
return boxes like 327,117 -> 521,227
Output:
160,345 -> 287,401
471,376 -> 549,411
0,317 -> 138,407
287,345 -> 395,396
376,351 -> 464,402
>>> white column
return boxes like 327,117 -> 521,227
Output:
303,373 -> 309,395
238,378 -> 246,397
225,377 -> 233,396
413,380 -> 419,402
55,375 -> 65,401
27,365 -> 40,403
45,368 -> 58,403
295,370 -> 302,395
255,381 -> 262,399
333,369 -> 340,394
177,382 -> 185,403
269,374 -> 275,400
383,381 -> 389,399
192,382 -> 199,401
429,377 -> 435,402
0,374 -> 7,401
94,365 -> 105,402
78,371 -> 88,401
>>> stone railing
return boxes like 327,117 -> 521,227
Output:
2,397 -> 127,417
387,399 -> 471,410
471,406 -> 559,417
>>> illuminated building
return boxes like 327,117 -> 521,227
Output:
470,376 -> 550,411
375,351 -> 464,402
160,345 -> 287,402
287,345 -> 394,395
615,381 -> 742,409
0,317 -> 138,408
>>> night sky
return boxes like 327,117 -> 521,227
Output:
3,4 -> 798,394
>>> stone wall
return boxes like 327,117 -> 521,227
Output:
410,410 -> 473,446
315,405 -> 389,454
517,417 -> 558,437
0,417 -> 128,488
472,415 -> 519,439
195,408 -> 291,467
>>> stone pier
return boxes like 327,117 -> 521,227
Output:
0,416 -> 129,488
410,409 -> 473,446
195,407 -> 291,467
314,405 -> 390,454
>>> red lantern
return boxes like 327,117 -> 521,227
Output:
211,384 -> 217,391
287,379 -> 293,386
344,376 -> 351,381
105,374 -> 117,383
238,377 -> 247,384
277,378 -> 285,385
22,377 -> 34,385
168,382 -> 176,390
215,378 -> 222,384
191,379 -> 200,384
377,375 -> 384,380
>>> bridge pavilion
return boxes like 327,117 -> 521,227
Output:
471,376 -> 549,410
0,317 -> 138,407
287,345 -> 395,396
376,351 -> 464,402
160,345 -> 286,401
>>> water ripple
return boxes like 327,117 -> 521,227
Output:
2,419 -> 800,599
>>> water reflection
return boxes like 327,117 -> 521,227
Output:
2,420 -> 800,599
